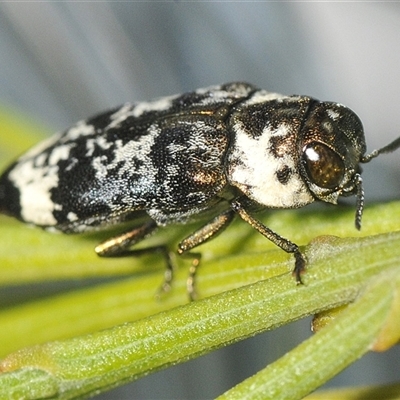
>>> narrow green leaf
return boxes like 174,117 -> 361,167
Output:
1,231 -> 399,399
1,106 -> 399,399
217,270 -> 399,400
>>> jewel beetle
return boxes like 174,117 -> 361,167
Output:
1,82 -> 399,299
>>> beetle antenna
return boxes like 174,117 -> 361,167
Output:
354,173 -> 364,230
357,135 -> 400,228
361,136 -> 400,163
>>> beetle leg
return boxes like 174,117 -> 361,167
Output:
178,209 -> 235,300
95,220 -> 158,256
95,220 -> 177,296
231,199 -> 306,283
95,210 -> 236,300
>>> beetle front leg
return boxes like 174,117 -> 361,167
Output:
231,199 -> 306,283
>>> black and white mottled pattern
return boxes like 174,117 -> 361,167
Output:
1,81 -> 398,284
0,83 -> 255,231
0,82 -> 376,231
227,93 -> 314,208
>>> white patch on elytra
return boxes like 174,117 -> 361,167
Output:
86,135 -> 113,157
241,90 -> 289,107
67,212 -> 78,222
227,122 -> 314,208
90,124 -> 159,183
48,143 -> 76,166
196,88 -> 238,106
92,155 -> 109,180
167,142 -> 186,157
65,121 -> 96,141
194,84 -> 220,95
9,140 -> 76,226
35,153 -> 47,168
106,104 -> 133,130
131,95 -> 178,118
113,128 -> 156,175
194,83 -> 255,107
106,95 -> 180,131
65,157 -> 78,172
8,160 -> 59,226
194,83 -> 253,98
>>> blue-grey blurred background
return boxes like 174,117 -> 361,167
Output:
1,2 -> 399,399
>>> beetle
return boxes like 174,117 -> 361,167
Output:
1,82 -> 399,299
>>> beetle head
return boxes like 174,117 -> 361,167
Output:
299,101 -> 400,229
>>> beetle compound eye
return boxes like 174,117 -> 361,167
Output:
303,142 -> 345,189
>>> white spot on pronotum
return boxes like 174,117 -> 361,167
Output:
326,108 -> 340,121
228,122 -> 313,208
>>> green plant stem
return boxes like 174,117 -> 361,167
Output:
0,110 -> 399,399
0,231 -> 399,399
217,269 -> 400,400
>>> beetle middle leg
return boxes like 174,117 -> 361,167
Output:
94,210 -> 236,300
178,209 -> 235,300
